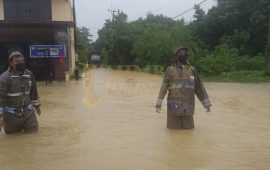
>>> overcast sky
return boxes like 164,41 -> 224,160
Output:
75,0 -> 217,41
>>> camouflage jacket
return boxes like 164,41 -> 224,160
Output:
155,64 -> 211,116
0,68 -> 40,117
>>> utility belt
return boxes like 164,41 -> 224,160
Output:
4,104 -> 34,117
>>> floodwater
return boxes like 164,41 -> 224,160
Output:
0,68 -> 270,170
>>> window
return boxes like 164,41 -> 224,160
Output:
4,0 -> 52,20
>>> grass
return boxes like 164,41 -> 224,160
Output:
202,71 -> 270,83
86,64 -> 270,83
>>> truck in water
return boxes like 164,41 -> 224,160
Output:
89,54 -> 101,68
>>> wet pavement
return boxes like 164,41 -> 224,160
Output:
0,68 -> 270,170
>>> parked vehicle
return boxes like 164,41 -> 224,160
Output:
89,54 -> 101,68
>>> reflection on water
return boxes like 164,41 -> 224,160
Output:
0,68 -> 270,170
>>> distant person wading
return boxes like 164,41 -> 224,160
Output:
0,51 -> 41,134
155,46 -> 212,129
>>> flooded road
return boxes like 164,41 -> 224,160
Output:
1,68 -> 270,170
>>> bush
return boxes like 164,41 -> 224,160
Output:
197,44 -> 238,75
235,54 -> 265,71
204,71 -> 270,82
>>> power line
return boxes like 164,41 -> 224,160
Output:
173,0 -> 208,19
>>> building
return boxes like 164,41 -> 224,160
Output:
0,0 -> 76,80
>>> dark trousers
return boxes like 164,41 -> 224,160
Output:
167,115 -> 194,129
3,110 -> 38,134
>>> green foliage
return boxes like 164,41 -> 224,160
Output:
196,44 -> 238,75
77,27 -> 93,63
220,30 -> 250,55
94,12 -> 136,66
193,4 -> 205,20
196,44 -> 265,76
265,44 -> 270,74
191,0 -> 270,55
204,71 -> 270,83
88,3 -> 270,81
132,17 -> 189,67
94,12 -> 195,68
235,55 -> 265,71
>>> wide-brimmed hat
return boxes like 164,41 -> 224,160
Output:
173,46 -> 189,56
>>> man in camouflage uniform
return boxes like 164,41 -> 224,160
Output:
0,51 -> 41,134
155,47 -> 211,129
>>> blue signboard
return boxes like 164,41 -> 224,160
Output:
30,45 -> 66,58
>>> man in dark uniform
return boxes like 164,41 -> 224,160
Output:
0,51 -> 41,134
155,47 -> 211,129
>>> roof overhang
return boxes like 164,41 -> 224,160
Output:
0,20 -> 75,27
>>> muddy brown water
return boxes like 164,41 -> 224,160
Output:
0,69 -> 270,170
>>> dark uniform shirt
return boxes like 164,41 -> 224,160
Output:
0,68 -> 40,117
155,64 -> 211,116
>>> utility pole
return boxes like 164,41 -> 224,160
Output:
73,0 -> 79,80
108,9 -> 120,21
266,5 -> 270,74
268,7 -> 270,45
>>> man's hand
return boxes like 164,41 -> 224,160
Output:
206,107 -> 211,113
0,118 -> 4,132
156,107 -> 161,113
35,107 -> 42,116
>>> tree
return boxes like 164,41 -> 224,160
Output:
193,4 -> 205,21
94,11 -> 136,65
77,27 -> 93,63
191,0 -> 270,55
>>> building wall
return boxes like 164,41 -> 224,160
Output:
70,28 -> 76,73
0,0 -> 4,20
52,0 -> 75,74
0,0 -> 73,21
52,0 -> 73,21
0,0 -> 76,77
